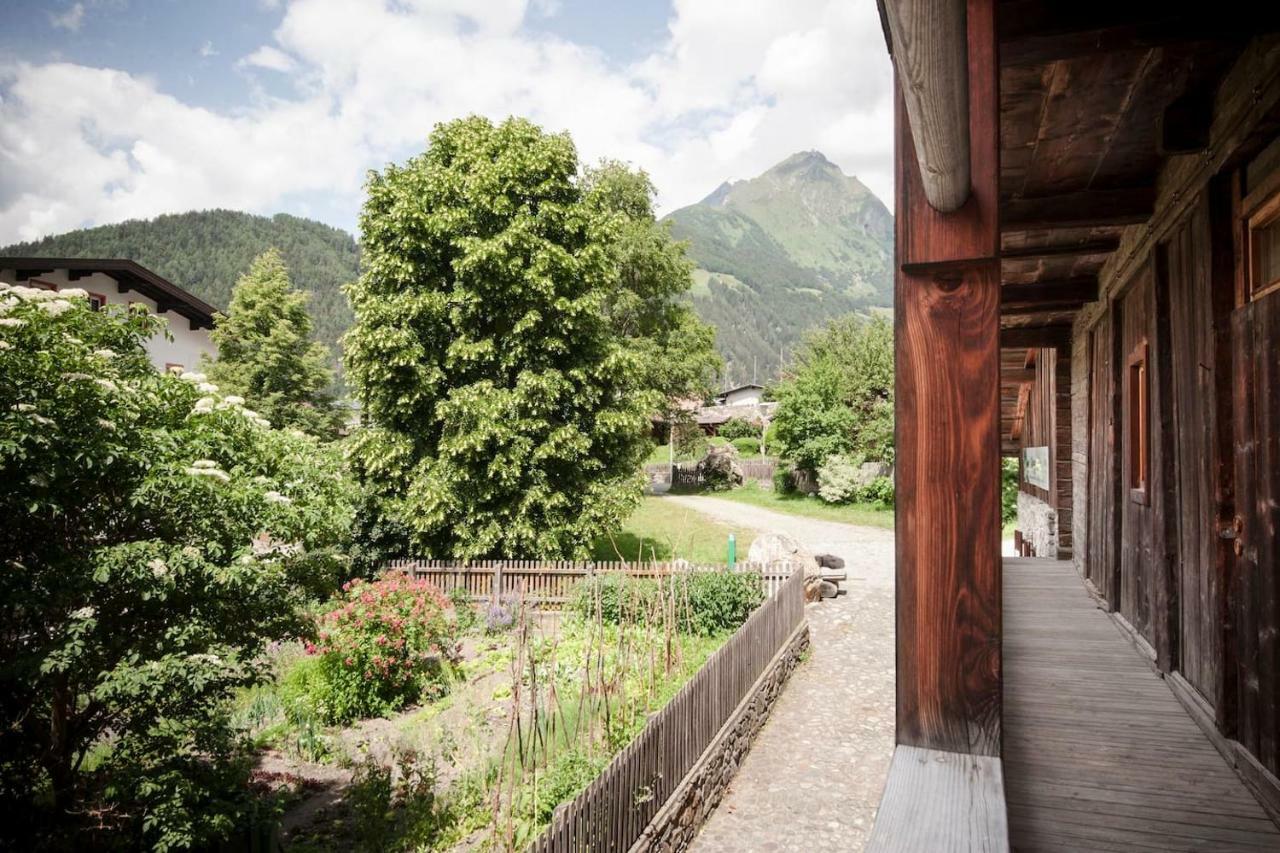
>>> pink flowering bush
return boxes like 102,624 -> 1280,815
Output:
286,574 -> 458,725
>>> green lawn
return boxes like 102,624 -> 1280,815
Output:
644,436 -> 768,465
591,495 -> 756,564
708,481 -> 896,530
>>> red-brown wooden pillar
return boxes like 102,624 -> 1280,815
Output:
892,0 -> 1002,757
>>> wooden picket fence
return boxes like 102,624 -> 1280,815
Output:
382,558 -> 797,606
527,565 -> 806,852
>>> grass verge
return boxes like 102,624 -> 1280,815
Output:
705,482 -> 895,531
591,495 -> 756,564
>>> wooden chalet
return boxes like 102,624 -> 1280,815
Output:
868,2 -> 1280,849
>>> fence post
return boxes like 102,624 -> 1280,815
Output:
494,563 -> 503,601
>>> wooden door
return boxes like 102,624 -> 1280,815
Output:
1160,194 -> 1225,708
1119,264 -> 1157,646
1086,315 -> 1118,606
1231,290 -> 1280,777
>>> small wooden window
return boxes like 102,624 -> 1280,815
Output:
1127,341 -> 1149,502
86,292 -> 107,311
1246,189 -> 1280,300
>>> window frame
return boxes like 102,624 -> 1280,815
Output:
1242,159 -> 1280,302
1126,339 -> 1150,505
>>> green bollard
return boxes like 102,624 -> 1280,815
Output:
727,533 -> 736,569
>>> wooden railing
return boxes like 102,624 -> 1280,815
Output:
383,558 -> 797,605
529,565 -> 806,852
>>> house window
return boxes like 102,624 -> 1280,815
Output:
28,278 -> 58,291
1127,341 -> 1149,501
165,363 -> 184,374
86,292 -> 107,311
1247,192 -> 1280,300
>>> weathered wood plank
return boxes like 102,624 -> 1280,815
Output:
1003,557 -> 1280,850
865,745 -> 1009,852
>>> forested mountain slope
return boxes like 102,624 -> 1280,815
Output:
1,210 -> 358,372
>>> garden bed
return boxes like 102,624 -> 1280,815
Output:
235,568 -> 766,851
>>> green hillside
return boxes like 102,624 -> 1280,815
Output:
664,151 -> 893,383
0,210 -> 359,375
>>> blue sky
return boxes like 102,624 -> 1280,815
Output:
0,0 -> 893,243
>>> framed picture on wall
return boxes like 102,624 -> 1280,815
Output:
1022,445 -> 1050,490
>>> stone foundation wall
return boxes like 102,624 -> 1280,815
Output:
1018,490 -> 1059,558
629,622 -> 811,853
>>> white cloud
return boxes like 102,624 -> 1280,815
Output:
199,41 -> 219,58
50,3 -> 85,32
238,45 -> 296,73
1,0 -> 893,243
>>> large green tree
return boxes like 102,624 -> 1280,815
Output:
346,116 -> 700,560
583,160 -> 721,420
771,314 -> 894,470
204,248 -> 343,438
0,283 -> 354,849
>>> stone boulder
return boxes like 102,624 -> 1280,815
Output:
747,532 -> 825,601
851,461 -> 892,489
697,443 -> 744,490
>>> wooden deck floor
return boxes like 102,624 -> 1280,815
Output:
1003,557 -> 1280,852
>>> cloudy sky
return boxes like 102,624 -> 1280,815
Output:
0,0 -> 894,244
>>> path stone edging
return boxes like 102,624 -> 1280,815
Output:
628,620 -> 811,853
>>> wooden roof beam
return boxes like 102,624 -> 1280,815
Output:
998,5 -> 1274,67
882,0 -> 970,212
1000,237 -> 1121,260
1000,277 -> 1099,314
1002,187 -> 1154,232
1000,324 -> 1072,350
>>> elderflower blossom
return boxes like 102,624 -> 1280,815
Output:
60,288 -> 89,300
191,459 -> 219,469
93,348 -> 117,359
182,545 -> 200,558
192,396 -> 216,414
72,606 -> 96,620
263,490 -> 293,505
39,300 -> 73,316
188,652 -> 222,666
223,395 -> 245,406
61,372 -> 93,382
94,378 -> 119,393
178,371 -> 207,384
196,382 -> 218,393
96,418 -> 116,431
148,558 -> 169,579
0,341 -> 10,350
0,318 -> 25,328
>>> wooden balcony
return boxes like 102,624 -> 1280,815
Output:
1004,558 -> 1280,850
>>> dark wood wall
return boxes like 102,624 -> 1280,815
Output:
1158,193 -> 1227,712
1067,37 -> 1280,808
1231,273 -> 1280,780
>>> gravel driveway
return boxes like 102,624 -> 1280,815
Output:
662,495 -> 895,853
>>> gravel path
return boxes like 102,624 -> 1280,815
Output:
662,495 -> 896,853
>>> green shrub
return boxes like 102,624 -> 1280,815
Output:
680,570 -> 763,636
718,417 -> 760,440
817,454 -> 862,504
730,437 -> 761,456
858,476 -> 895,509
1001,457 -> 1019,524
571,573 -> 659,625
572,571 -> 761,636
772,463 -> 795,494
300,574 -> 458,725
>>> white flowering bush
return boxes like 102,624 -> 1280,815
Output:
817,454 -> 862,504
0,284 -> 355,849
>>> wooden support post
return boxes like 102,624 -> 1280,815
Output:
893,0 -> 1002,757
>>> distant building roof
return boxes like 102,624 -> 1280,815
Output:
720,383 -> 765,395
0,257 -> 217,330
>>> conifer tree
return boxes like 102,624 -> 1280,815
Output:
205,249 -> 342,438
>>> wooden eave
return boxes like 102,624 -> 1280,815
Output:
990,3 -> 1272,445
0,257 -> 218,330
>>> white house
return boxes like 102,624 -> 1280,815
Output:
714,383 -> 765,407
0,258 -> 217,373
